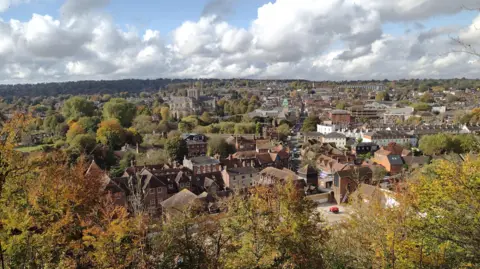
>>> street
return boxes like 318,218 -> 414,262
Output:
315,203 -> 351,224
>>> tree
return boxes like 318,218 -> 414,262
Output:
103,98 -> 136,127
160,106 -> 170,123
125,127 -> 143,146
43,114 -> 64,133
77,116 -> 101,133
66,122 -> 86,143
164,136 -> 188,163
69,133 -> 97,154
0,153 -> 148,268
255,122 -> 262,136
199,112 -> 213,125
96,119 -> 126,149
408,158 -> 480,266
375,91 -> 387,101
411,102 -> 431,111
62,96 -> 95,120
133,115 -> 157,134
419,92 -> 434,103
301,115 -> 319,132
224,180 -> 328,268
207,136 -> 234,158
335,101 -> 346,109
418,83 -> 429,92
277,123 -> 290,140
418,133 -> 451,156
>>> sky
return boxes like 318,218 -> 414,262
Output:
0,0 -> 480,83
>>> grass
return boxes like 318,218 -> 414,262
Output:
15,144 -> 49,153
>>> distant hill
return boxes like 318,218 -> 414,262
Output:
0,79 -> 187,98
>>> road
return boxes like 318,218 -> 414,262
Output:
315,203 -> 351,224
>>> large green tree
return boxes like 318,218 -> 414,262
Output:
164,136 -> 188,163
301,115 -> 319,132
62,97 -> 95,120
102,98 -> 136,127
207,136 -> 234,158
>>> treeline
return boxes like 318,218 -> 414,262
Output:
0,79 -> 182,98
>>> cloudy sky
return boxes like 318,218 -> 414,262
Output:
0,0 -> 480,83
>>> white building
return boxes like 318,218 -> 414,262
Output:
317,124 -> 337,134
363,131 -> 417,147
322,132 -> 347,148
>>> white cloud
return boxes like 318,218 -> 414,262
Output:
0,0 -> 479,83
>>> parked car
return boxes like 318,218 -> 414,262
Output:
329,206 -> 339,214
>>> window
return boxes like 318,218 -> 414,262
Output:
156,187 -> 162,194
150,199 -> 156,206
149,189 -> 155,194
242,176 -> 245,179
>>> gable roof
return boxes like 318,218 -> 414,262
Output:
336,166 -> 373,179
324,132 -> 346,139
160,189 -> 198,211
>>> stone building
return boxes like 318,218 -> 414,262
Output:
170,88 -> 217,118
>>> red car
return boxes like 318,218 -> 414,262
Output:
329,206 -> 340,214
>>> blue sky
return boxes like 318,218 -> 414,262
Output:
0,0 -> 479,82
2,0 -> 477,36
2,0 -> 271,34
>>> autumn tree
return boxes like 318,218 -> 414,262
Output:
66,122 -> 86,143
224,180 -> 328,268
409,158 -> 480,266
160,106 -> 170,123
96,119 -> 126,149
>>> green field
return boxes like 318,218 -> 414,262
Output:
15,144 -> 49,153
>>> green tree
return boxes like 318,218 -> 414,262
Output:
419,92 -> 434,103
199,112 -> 213,125
301,115 -> 319,132
43,114 -> 64,133
375,91 -> 386,101
418,133 -> 451,156
335,101 -> 346,109
62,96 -> 95,120
164,136 -> 188,163
69,133 -> 97,154
418,83 -> 429,92
133,115 -> 157,134
255,122 -> 262,136
207,136 -> 234,158
77,116 -> 101,133
277,123 -> 290,140
103,98 -> 136,127
411,102 -> 431,111
96,119 -> 126,149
